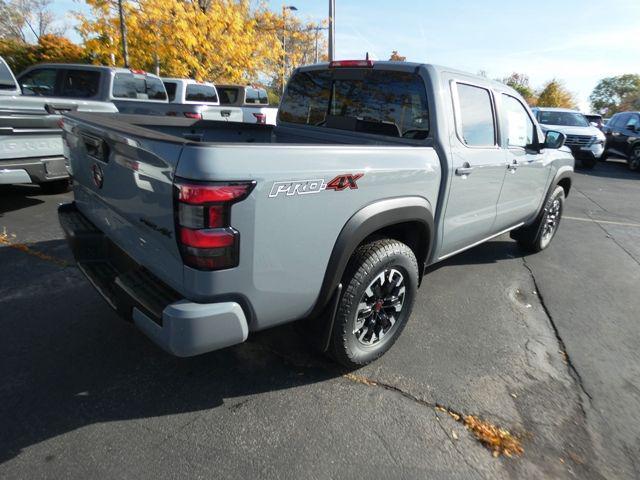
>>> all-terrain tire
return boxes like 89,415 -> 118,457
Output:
328,239 -> 419,368
511,185 -> 565,253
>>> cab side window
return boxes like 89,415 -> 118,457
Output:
61,69 -> 100,98
625,115 -> 639,129
20,69 -> 58,96
456,83 -> 496,146
501,94 -> 535,148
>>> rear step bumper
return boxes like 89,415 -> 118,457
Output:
58,202 -> 248,357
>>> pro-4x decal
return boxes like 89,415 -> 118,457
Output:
268,173 -> 364,198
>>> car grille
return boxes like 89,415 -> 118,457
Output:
564,134 -> 595,147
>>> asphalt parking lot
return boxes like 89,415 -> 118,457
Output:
1,160 -> 639,479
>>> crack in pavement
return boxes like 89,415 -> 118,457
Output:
521,258 -> 593,411
433,410 -> 485,479
582,211 -> 640,267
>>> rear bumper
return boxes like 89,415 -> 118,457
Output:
58,202 -> 249,357
0,156 -> 69,184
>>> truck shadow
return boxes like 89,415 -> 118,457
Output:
0,239 -> 337,463
0,185 -> 45,215
578,158 -> 639,180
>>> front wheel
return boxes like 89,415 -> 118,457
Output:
511,185 -> 565,253
328,239 -> 419,368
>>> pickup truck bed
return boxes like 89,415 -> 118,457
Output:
59,62 -> 573,365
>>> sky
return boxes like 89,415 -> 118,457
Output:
52,0 -> 640,111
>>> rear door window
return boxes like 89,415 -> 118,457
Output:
19,68 -> 59,96
279,69 -> 430,139
60,69 -> 100,98
0,60 -> 18,92
218,87 -> 240,105
455,83 -> 496,146
185,84 -> 218,103
112,73 -> 167,100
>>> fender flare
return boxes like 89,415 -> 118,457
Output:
307,196 -> 435,320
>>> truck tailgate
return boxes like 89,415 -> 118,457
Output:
201,106 -> 243,123
63,113 -> 185,293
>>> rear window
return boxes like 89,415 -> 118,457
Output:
0,60 -> 17,91
245,87 -> 268,105
218,87 -> 240,105
164,81 -> 177,101
112,73 -> 167,100
185,83 -> 218,103
61,69 -> 100,98
456,83 -> 496,146
279,69 -> 430,139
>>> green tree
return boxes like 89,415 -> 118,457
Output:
590,74 -> 640,115
536,79 -> 576,109
501,72 -> 537,105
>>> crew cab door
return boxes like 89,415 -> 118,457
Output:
439,80 -> 506,258
493,93 -> 550,231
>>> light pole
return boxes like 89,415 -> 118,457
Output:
282,5 -> 298,95
117,0 -> 129,68
328,0 -> 335,61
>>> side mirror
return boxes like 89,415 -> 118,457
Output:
543,130 -> 566,149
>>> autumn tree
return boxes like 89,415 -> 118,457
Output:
536,79 -> 576,109
501,72 -> 537,105
590,74 -> 640,115
77,0 -> 325,88
389,50 -> 405,61
0,34 -> 85,74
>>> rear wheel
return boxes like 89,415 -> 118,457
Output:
40,179 -> 70,194
328,239 -> 418,368
511,185 -> 565,253
628,146 -> 640,171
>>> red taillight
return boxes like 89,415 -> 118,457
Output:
329,60 -> 374,68
174,180 -> 255,271
56,118 -> 65,129
178,184 -> 251,204
179,228 -> 235,248
252,113 -> 266,124
130,69 -> 146,74
184,112 -> 202,120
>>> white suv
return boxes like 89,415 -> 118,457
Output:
533,107 -> 605,168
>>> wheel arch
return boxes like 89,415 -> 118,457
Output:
307,196 -> 434,320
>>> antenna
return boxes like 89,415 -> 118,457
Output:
365,52 -> 369,61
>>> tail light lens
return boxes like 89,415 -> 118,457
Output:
174,179 -> 255,270
252,113 -> 266,124
184,112 -> 202,120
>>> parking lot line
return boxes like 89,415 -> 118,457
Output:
564,216 -> 640,228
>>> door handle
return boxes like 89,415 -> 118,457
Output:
455,162 -> 473,176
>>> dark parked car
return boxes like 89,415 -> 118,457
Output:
603,112 -> 640,170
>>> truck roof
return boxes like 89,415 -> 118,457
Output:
162,77 -> 215,86
296,61 -> 510,91
19,63 -> 163,78
533,107 -> 582,113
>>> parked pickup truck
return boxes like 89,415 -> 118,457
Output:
0,57 -> 117,192
161,78 -> 243,122
216,84 -> 278,125
58,61 -> 573,366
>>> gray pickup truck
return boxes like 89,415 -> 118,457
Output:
58,61 -> 573,367
0,57 -> 117,192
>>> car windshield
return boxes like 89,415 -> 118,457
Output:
0,60 -> 17,90
538,111 -> 589,127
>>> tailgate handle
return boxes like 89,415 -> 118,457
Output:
81,133 -> 109,163
45,103 -> 78,114
220,110 -> 231,117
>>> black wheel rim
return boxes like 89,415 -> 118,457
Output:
541,197 -> 561,245
353,268 -> 406,346
630,148 -> 640,171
